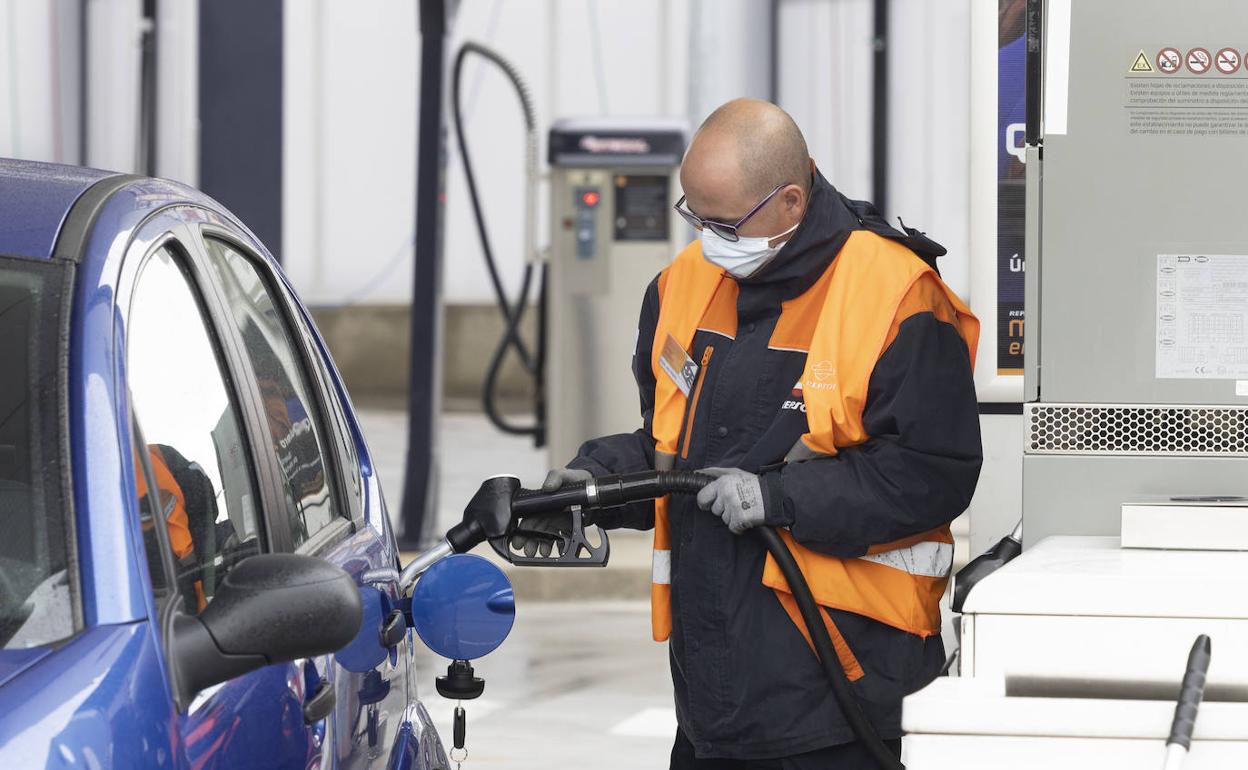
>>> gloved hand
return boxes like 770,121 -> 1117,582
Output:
541,466 -> 593,492
509,511 -> 573,557
696,467 -> 767,535
509,467 -> 594,557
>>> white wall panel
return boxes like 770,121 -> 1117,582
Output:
778,0 -> 874,202
282,0 -> 418,305
85,0 -> 142,172
154,0 -> 198,185
685,0 -> 772,125
888,0 -> 971,298
441,0 -> 556,307
0,0 -> 79,163
439,0 -> 693,305
281,1 -> 691,306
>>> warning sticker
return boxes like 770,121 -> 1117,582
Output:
1126,71 -> 1248,137
1186,47 -> 1212,75
1156,254 -> 1248,380
1130,50 -> 1153,73
1157,47 -> 1182,74
1216,48 -> 1241,75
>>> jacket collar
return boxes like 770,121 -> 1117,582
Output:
734,170 -> 861,309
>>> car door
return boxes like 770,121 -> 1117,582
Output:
122,217 -> 332,770
190,226 -> 422,769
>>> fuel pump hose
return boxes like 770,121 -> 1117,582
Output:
512,470 -> 905,770
451,41 -> 546,443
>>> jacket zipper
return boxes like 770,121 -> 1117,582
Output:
680,346 -> 714,459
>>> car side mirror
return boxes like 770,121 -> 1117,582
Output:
171,553 -> 362,703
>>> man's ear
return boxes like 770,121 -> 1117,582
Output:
781,183 -> 806,217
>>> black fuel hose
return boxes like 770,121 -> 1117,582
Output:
1167,634 -> 1212,759
512,470 -> 904,770
451,41 -> 546,443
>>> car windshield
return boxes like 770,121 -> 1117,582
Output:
0,258 -> 76,650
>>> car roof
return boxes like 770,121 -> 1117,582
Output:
0,158 -> 120,260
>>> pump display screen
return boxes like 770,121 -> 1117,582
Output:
613,175 -> 669,242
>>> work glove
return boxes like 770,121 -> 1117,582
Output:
541,466 -> 593,492
508,467 -> 593,557
695,467 -> 767,535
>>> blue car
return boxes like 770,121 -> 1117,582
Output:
0,159 -> 449,769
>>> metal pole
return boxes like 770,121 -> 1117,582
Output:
769,0 -> 780,104
871,0 -> 889,215
79,0 -> 89,166
1024,0 -> 1044,146
400,0 -> 449,549
138,0 -> 157,176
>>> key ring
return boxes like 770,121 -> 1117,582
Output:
450,747 -> 468,765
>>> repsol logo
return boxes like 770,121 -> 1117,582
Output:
579,135 -> 651,154
781,399 -> 806,413
279,417 -> 313,450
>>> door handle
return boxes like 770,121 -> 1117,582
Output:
380,608 -> 406,649
303,678 -> 335,725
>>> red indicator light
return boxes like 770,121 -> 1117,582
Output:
581,191 -> 600,207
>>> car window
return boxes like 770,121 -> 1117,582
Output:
127,245 -> 263,616
0,258 -> 76,650
201,237 -> 346,549
301,322 -> 362,514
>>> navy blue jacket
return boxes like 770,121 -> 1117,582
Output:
566,173 -> 982,760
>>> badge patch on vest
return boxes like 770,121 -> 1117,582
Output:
804,360 -> 838,391
658,333 -> 698,396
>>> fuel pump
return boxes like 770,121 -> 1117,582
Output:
545,119 -> 688,466
450,42 -> 687,462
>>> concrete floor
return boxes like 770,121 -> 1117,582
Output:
412,601 -> 674,769
356,406 -> 969,767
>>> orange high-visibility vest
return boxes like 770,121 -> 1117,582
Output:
135,446 -> 195,560
649,231 -> 979,654
135,446 -> 209,611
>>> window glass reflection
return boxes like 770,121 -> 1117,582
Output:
128,246 -> 262,614
203,238 -> 342,548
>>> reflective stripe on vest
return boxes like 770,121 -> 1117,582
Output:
859,539 -> 954,578
649,231 -> 979,641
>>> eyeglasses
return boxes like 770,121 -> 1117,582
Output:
673,184 -> 786,243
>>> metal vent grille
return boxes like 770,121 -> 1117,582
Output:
1026,404 -> 1248,456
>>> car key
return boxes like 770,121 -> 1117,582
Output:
451,703 -> 467,769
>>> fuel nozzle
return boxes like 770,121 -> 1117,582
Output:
402,470 -> 715,588
399,475 -> 522,590
439,473 -> 611,570
494,477 -> 609,567
437,473 -> 610,566
446,475 -> 522,552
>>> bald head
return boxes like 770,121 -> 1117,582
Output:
679,99 -> 813,245
694,99 -> 811,198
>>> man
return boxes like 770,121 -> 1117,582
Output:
521,99 -> 982,767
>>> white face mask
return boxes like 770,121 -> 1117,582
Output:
700,221 -> 800,278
